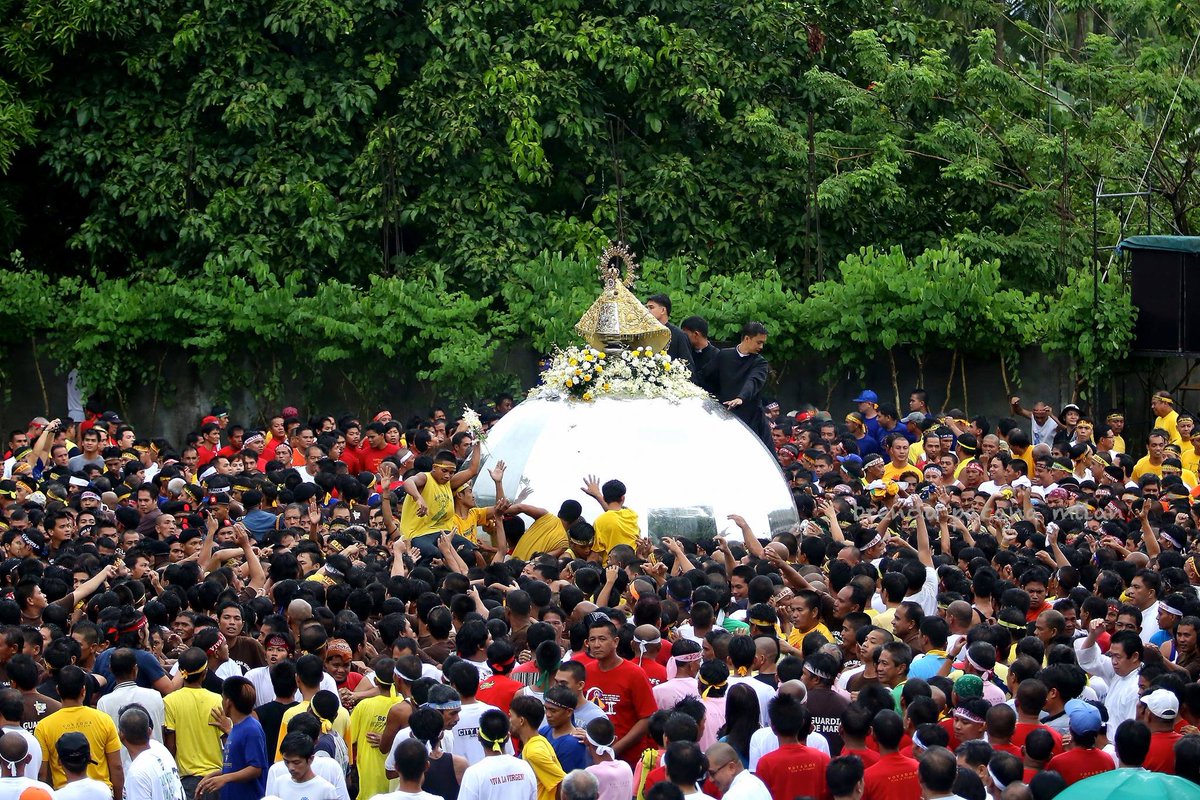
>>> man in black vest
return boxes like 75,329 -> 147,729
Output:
681,315 -> 720,388
645,294 -> 696,374
702,321 -> 772,449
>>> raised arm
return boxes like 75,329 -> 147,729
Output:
449,444 -> 482,490
817,500 -> 847,545
1140,500 -> 1161,558
728,514 -> 765,560
912,496 -> 934,568
580,474 -> 610,511
378,462 -> 401,538
1010,396 -> 1032,420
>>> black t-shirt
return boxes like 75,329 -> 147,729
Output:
256,699 -> 298,758
807,686 -> 850,756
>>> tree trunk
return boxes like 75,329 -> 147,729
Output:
944,349 -> 958,411
889,350 -> 901,410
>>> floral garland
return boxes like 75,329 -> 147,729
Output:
530,346 -> 708,403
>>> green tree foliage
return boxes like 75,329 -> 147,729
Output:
0,0 -> 1169,403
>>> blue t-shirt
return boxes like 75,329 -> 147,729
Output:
538,724 -> 589,771
93,647 -> 166,696
222,716 -> 268,800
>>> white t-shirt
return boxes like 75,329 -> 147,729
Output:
457,755 -> 536,800
55,777 -> 114,800
0,726 -> 38,779
445,702 -> 500,762
266,753 -> 349,800
463,658 -> 492,681
125,743 -> 185,800
721,770 -> 772,800
270,774 -> 340,800
0,776 -> 59,800
747,728 -> 830,771
725,676 -> 774,726
247,665 -> 338,706
97,681 -> 167,771
368,792 -> 442,800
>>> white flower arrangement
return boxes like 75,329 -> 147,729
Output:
530,346 -> 708,403
461,405 -> 490,455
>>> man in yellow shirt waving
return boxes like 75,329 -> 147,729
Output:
581,475 -> 639,563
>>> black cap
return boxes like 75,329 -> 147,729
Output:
56,732 -> 97,766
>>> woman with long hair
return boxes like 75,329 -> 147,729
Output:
716,682 -> 760,766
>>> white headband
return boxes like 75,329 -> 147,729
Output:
1162,602 -> 1184,617
584,729 -> 615,759
987,766 -> 1007,792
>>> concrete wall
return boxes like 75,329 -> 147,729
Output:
0,344 -> 1181,453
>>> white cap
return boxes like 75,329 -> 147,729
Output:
1142,688 -> 1179,719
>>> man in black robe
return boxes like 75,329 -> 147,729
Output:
702,321 -> 773,449
681,315 -> 720,389
645,294 -> 696,375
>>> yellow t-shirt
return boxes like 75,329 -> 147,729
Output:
1113,435 -> 1126,454
278,699 -> 353,761
1182,448 -> 1200,475
522,734 -> 565,800
874,606 -> 898,634
908,442 -> 925,466
350,691 -> 403,800
786,622 -> 832,649
454,507 -> 492,545
513,514 -> 568,561
1133,456 -> 1162,481
593,507 -> 639,558
883,463 -> 922,483
399,473 -> 455,540
1156,411 -> 1183,445
35,705 -> 120,788
163,686 -> 224,777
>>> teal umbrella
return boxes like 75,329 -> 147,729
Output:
1057,769 -> 1200,800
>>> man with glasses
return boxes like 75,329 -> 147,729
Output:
703,742 -> 770,800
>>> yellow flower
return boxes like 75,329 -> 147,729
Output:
583,392 -> 593,401
595,365 -> 604,373
598,352 -> 606,360
574,368 -> 582,376
664,363 -> 672,371
604,383 -> 612,391
584,374 -> 593,381
584,354 -> 593,362
569,358 -> 578,366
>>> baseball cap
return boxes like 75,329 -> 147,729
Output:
1141,688 -> 1179,720
838,454 -> 863,467
852,390 -> 879,404
1066,699 -> 1102,734
901,412 -> 925,425
56,732 -> 97,767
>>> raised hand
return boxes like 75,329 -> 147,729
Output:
488,460 -> 507,483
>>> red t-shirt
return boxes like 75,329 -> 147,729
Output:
641,766 -> 720,797
843,747 -> 882,768
584,658 -> 657,766
476,674 -> 523,714
862,751 -> 920,800
991,742 -> 1023,758
1023,767 -> 1039,783
938,718 -> 959,751
196,444 -> 218,467
638,658 -> 667,687
1143,730 -> 1182,774
340,447 -> 363,475
1012,722 -> 1063,755
1046,747 -> 1115,785
360,443 -> 399,474
757,743 -> 832,800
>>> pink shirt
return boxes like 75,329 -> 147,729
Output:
653,677 -> 699,711
699,696 -> 727,751
588,759 -> 634,800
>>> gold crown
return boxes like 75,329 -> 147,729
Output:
574,241 -> 671,353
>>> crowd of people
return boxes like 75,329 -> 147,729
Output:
1,351 -> 1200,800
